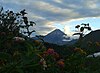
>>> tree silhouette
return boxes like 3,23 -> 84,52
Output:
73,23 -> 92,39
0,6 -> 36,37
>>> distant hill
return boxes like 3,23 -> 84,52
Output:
81,30 -> 100,53
83,30 -> 100,42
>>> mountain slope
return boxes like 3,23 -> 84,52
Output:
81,30 -> 100,52
43,29 -> 70,45
82,30 -> 100,42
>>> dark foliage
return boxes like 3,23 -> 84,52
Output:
0,7 -> 36,37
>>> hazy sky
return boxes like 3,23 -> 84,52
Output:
1,0 -> 100,36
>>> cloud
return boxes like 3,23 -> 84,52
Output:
0,0 -> 32,5
1,0 -> 100,36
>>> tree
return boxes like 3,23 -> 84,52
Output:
73,23 -> 92,40
0,6 -> 36,37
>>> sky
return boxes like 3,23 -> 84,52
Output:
0,0 -> 100,37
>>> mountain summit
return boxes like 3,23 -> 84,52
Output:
43,29 -> 70,45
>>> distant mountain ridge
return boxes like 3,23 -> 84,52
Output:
43,29 -> 75,45
32,29 -> 78,46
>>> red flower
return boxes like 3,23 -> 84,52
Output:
53,52 -> 60,60
47,48 -> 54,54
57,59 -> 65,68
42,51 -> 48,57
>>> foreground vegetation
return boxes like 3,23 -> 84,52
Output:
0,7 -> 100,73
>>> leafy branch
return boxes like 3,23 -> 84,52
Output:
73,23 -> 92,39
0,6 -> 36,37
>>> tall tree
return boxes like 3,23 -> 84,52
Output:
0,6 -> 36,37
